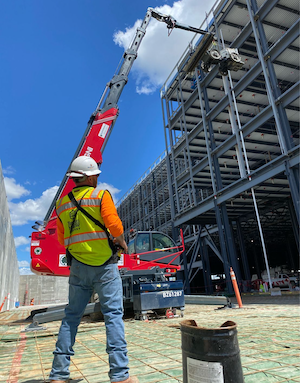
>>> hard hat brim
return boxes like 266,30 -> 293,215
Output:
67,169 -> 101,177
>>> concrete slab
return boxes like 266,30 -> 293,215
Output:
1,292 -> 299,383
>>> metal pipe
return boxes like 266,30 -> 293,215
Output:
96,85 -> 109,112
226,67 -> 271,286
219,30 -> 247,179
251,186 -> 272,289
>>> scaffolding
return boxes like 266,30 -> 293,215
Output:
118,0 -> 300,294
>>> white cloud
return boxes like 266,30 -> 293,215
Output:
19,267 -> 34,276
113,0 -> 216,94
18,260 -> 34,275
14,236 -> 30,247
8,182 -> 120,226
2,166 -> 15,175
8,185 -> 59,226
3,177 -> 31,201
24,180 -> 37,186
18,260 -> 30,268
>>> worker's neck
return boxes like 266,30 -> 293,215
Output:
73,184 -> 94,189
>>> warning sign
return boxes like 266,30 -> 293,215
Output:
187,357 -> 224,383
59,254 -> 68,267
98,123 -> 109,139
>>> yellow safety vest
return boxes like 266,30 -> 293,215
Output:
56,186 -> 112,266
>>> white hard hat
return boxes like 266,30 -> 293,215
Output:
66,156 -> 101,177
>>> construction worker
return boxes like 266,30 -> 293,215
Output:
49,156 -> 138,383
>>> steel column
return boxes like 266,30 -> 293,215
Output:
164,97 -> 181,215
214,203 -> 233,294
286,240 -> 296,272
201,238 -> 213,294
182,248 -> 191,294
252,245 -> 262,280
236,220 -> 252,290
195,69 -> 217,195
195,67 -> 233,293
187,228 -> 202,282
285,162 -> 300,227
202,72 -> 241,286
247,0 -> 289,155
221,206 -> 242,282
251,0 -> 295,151
287,198 -> 300,253
178,75 -> 197,205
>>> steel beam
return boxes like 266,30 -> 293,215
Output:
168,18 -> 299,161
174,148 -> 300,227
184,294 -> 231,306
204,237 -> 223,263
176,81 -> 299,188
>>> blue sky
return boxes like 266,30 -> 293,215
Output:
0,0 -> 215,274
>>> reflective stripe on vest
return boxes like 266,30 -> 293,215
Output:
64,231 -> 108,247
56,187 -> 112,266
56,198 -> 102,216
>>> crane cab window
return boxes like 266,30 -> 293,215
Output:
136,233 -> 150,253
153,233 -> 175,252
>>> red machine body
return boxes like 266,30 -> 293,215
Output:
31,225 -> 184,277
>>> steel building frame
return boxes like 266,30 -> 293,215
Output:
117,152 -> 174,238
118,0 -> 299,293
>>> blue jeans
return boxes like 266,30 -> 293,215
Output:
49,258 -> 129,382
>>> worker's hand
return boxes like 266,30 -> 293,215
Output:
114,235 -> 128,254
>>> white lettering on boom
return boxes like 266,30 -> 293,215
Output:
84,146 -> 93,157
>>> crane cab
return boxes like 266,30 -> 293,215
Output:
126,231 -> 181,268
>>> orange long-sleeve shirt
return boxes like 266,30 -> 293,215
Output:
57,189 -> 123,247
